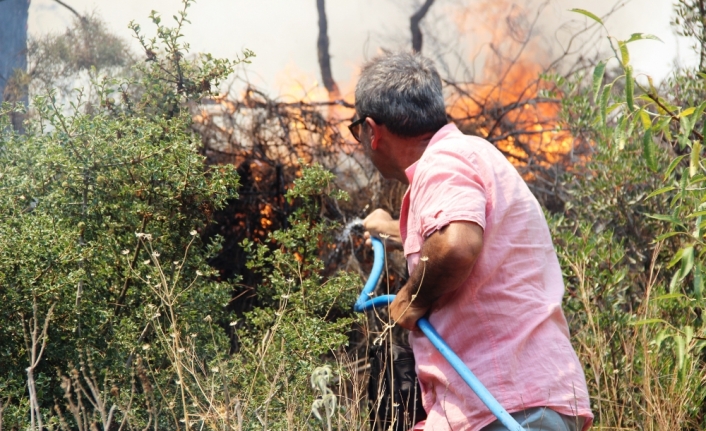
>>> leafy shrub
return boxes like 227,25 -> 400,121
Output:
549,10 -> 706,430
0,1 -> 247,428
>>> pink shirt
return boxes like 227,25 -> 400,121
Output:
400,124 -> 593,431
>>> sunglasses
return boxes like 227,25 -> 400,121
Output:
348,116 -> 368,143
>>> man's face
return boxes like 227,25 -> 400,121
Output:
350,114 -> 396,179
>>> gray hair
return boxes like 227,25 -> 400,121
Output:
355,51 -> 447,137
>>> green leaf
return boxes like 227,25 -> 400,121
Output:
687,210 -> 706,218
592,61 -> 606,103
695,208 -> 704,238
694,263 -> 703,300
655,231 -> 682,241
652,293 -> 685,301
685,326 -> 694,350
625,66 -> 635,112
678,245 -> 695,280
654,329 -> 672,348
690,140 -> 701,177
618,41 -> 630,66
679,107 -> 697,118
670,271 -> 680,293
665,155 -> 687,180
646,213 -> 682,225
606,103 -> 623,115
639,109 -> 652,128
646,186 -> 675,199
695,100 -> 706,120
642,129 -> 657,171
570,8 -> 604,26
668,246 -> 692,269
630,318 -> 668,326
626,33 -> 663,43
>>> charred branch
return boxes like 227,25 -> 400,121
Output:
316,0 -> 339,98
411,0 -> 436,53
54,0 -> 88,23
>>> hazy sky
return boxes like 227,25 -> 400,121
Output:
28,0 -> 699,98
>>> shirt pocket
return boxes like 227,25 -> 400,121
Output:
403,219 -> 422,257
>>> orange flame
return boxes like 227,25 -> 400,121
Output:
445,0 -> 575,173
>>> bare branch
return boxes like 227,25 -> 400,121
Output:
53,0 -> 87,23
411,0 -> 435,53
24,299 -> 56,431
316,0 -> 339,98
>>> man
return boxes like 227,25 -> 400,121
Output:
352,52 -> 593,431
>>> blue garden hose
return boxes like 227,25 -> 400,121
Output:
355,237 -> 523,431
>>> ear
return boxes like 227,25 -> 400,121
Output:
365,117 -> 383,150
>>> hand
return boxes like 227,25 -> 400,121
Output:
389,286 -> 429,331
363,209 -> 402,249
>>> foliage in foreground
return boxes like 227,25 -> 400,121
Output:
550,10 -> 706,430
0,3 -> 364,429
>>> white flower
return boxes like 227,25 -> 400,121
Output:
190,230 -> 197,236
203,315 -> 212,322
420,256 -> 429,262
195,270 -> 203,276
152,251 -> 160,258
142,344 -> 150,350
211,367 -> 219,373
281,294 -> 290,300
229,321 -> 237,326
143,260 -> 151,265
121,249 -> 130,255
178,348 -> 185,353
190,333 -> 197,338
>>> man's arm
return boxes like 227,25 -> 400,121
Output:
390,221 -> 483,330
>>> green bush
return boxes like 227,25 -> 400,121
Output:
548,10 -> 706,430
0,3 -> 365,429
0,1 -> 246,428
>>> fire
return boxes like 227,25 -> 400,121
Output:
445,0 -> 576,175
192,0 -> 576,185
260,203 -> 274,229
447,59 -> 573,172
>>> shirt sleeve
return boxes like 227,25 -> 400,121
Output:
412,145 -> 487,238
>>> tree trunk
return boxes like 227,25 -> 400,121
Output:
316,0 -> 339,99
0,0 -> 29,131
698,0 -> 706,72
410,0 -> 435,53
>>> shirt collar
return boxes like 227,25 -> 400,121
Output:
404,123 -> 460,184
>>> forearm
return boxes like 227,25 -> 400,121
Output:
396,242 -> 475,315
379,219 -> 402,244
390,221 -> 483,329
